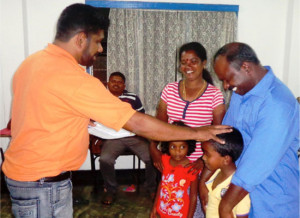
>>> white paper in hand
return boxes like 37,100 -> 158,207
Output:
88,122 -> 135,139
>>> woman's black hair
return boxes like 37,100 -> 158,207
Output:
179,42 -> 214,85
160,121 -> 196,156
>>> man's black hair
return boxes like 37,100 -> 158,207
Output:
213,42 -> 260,71
109,72 -> 126,83
208,127 -> 244,162
55,3 -> 110,42
160,121 -> 196,156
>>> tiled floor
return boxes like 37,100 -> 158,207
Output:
1,170 -> 155,218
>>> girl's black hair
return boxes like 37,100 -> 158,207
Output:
160,121 -> 196,156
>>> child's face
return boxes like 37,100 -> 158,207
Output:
169,141 -> 189,162
202,141 -> 224,171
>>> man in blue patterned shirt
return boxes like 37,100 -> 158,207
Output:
100,72 -> 156,205
213,42 -> 299,218
108,72 -> 145,113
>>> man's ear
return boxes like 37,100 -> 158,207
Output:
75,32 -> 87,49
241,62 -> 251,74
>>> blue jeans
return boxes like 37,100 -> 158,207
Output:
5,176 -> 73,218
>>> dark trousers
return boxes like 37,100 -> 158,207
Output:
100,136 -> 157,193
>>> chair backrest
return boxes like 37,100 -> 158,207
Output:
89,135 -> 102,155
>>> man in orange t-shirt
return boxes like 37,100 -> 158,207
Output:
2,4 -> 231,217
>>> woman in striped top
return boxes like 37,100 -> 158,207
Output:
150,42 -> 226,217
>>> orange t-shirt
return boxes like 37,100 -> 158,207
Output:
2,44 -> 136,181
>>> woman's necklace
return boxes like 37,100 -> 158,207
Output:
182,79 -> 207,101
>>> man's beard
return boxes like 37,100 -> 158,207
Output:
80,45 -> 97,67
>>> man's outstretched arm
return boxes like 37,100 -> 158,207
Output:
123,112 -> 232,143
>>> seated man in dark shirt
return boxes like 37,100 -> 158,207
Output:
100,72 -> 157,205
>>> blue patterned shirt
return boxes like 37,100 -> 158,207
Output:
119,90 -> 145,113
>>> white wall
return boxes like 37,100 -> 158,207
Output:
1,0 -> 299,170
283,0 -> 299,97
0,0 -> 25,151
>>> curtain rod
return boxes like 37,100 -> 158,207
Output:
86,1 -> 239,14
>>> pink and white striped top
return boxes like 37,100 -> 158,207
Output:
161,81 -> 224,161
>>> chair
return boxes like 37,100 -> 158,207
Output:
89,135 -> 142,192
0,119 -> 11,168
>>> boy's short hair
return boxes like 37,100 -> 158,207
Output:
209,127 -> 244,162
160,121 -> 196,156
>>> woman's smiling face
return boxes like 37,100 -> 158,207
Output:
179,50 -> 206,81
